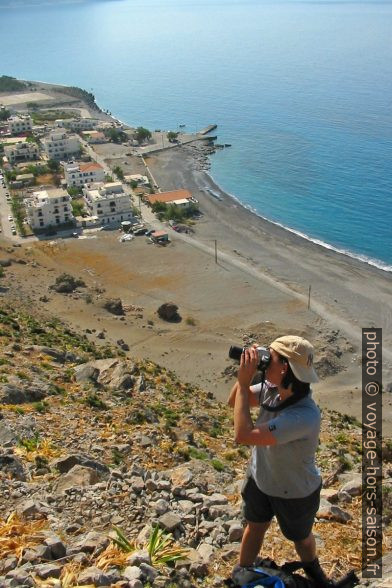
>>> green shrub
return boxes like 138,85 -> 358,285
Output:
85,393 -> 108,410
211,458 -> 225,472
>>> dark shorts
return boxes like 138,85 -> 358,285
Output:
241,476 -> 321,542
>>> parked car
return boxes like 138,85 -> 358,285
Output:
8,215 -> 13,221
133,227 -> 147,236
11,229 -> 16,235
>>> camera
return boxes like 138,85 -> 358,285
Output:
228,345 -> 271,371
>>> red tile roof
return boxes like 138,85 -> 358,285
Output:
79,162 -> 104,173
147,189 -> 192,205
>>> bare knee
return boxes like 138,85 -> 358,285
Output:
246,520 -> 271,536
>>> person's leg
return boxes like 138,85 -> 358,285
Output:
239,520 -> 271,567
294,532 -> 316,562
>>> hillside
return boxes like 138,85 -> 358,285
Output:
0,258 -> 390,586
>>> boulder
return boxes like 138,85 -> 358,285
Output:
50,273 -> 85,293
77,566 -> 119,586
54,465 -> 104,495
340,475 -> 362,496
72,531 -> 110,555
317,498 -> 352,523
103,298 -> 124,315
157,302 -> 181,322
158,512 -> 182,532
53,454 -> 109,475
17,500 -> 49,519
0,454 -> 26,481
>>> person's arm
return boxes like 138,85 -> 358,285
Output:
234,348 -> 277,446
227,381 -> 260,408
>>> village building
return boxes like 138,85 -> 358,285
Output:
83,181 -> 135,225
55,118 -> 100,132
124,174 -> 149,186
3,140 -> 39,164
81,130 -> 106,144
64,161 -> 105,187
146,189 -> 196,208
7,115 -> 33,135
42,130 -> 80,160
25,188 -> 75,230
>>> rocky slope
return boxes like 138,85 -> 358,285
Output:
0,292 -> 390,586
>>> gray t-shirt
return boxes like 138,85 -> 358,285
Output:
249,383 -> 321,499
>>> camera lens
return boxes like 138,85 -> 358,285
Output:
228,345 -> 244,361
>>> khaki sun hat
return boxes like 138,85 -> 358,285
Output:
270,335 -> 319,383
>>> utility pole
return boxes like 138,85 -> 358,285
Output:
214,239 -> 217,264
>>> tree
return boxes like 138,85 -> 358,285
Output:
104,128 -> 127,144
47,159 -> 60,173
135,127 -> 151,144
0,108 -> 11,121
113,166 -> 124,181
167,131 -> 179,143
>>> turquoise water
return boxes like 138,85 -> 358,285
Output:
1,0 -> 391,270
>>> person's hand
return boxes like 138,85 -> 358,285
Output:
237,347 -> 258,389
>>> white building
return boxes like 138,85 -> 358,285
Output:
4,140 -> 39,163
8,115 -> 33,135
25,188 -> 75,230
55,118 -> 100,132
83,182 -> 135,225
42,130 -> 80,160
64,161 -> 105,187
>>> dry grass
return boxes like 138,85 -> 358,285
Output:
0,512 -> 48,562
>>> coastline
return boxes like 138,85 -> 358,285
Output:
3,78 -> 391,432
204,168 -> 392,274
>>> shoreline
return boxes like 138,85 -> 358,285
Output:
203,169 -> 392,274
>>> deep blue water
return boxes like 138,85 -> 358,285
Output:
1,0 -> 391,270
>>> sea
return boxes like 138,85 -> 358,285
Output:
1,0 -> 391,271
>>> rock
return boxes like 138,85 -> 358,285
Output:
340,475 -> 362,496
50,273 -> 85,293
131,476 -> 145,493
1,556 -> 18,573
139,562 -> 159,582
197,542 -> 215,563
123,566 -> 142,581
34,563 -> 62,579
0,384 -> 26,404
31,346 -> 65,362
72,532 -> 110,555
157,302 -> 181,322
77,566 -> 118,586
126,550 -> 150,567
153,499 -> 170,515
317,499 -> 352,523
127,581 -> 143,588
158,512 -> 182,532
17,499 -> 49,519
228,523 -> 243,542
43,535 -> 67,560
221,543 -> 241,561
53,465 -> 104,494
171,466 -> 193,489
0,422 -> 16,446
320,488 -> 340,503
0,258 -> 12,267
74,364 -> 100,383
0,455 -> 26,481
103,298 -> 124,315
53,454 -> 109,475
189,560 -> 209,577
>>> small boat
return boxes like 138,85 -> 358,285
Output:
179,124 -> 186,128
